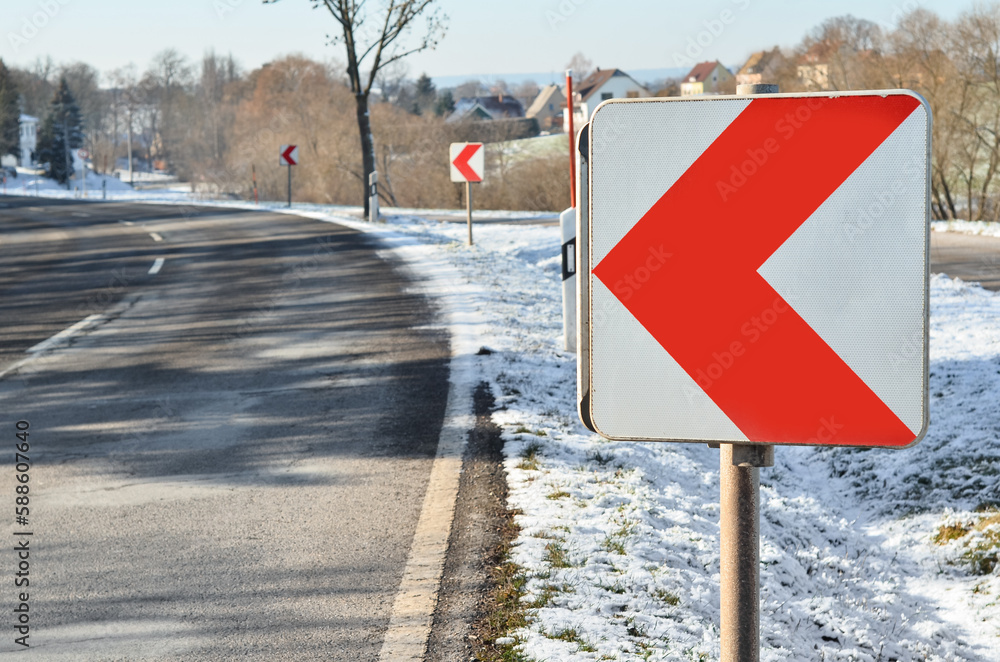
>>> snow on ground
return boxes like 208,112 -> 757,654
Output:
933,220 -> 1000,238
9,183 -> 1000,660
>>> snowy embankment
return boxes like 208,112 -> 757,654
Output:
9,184 -> 1000,660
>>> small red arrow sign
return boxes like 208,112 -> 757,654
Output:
452,143 -> 483,182
593,95 -> 921,446
280,145 -> 298,166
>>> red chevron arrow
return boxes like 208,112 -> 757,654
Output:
593,95 -> 921,446
281,145 -> 298,166
452,143 -> 482,182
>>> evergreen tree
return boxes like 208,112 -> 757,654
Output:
36,78 -> 83,186
434,90 -> 455,117
414,72 -> 436,114
0,59 -> 20,159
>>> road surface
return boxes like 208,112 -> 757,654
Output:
0,198 -> 450,660
930,230 -> 1000,291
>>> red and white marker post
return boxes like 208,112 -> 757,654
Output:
450,142 -> 484,245
279,145 -> 299,207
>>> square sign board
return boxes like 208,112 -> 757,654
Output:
580,91 -> 930,448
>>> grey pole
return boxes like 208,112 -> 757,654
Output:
720,81 -> 779,662
720,443 -> 773,662
466,180 -> 473,246
287,165 -> 292,208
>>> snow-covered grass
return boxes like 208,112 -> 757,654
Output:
10,181 -> 1000,660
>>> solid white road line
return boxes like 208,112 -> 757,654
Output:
149,232 -> 163,242
377,385 -> 471,661
148,258 -> 165,275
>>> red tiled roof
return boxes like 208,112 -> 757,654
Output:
684,61 -> 721,83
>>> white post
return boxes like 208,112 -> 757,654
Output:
560,206 -> 577,352
369,171 -> 379,222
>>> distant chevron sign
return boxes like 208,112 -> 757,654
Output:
450,143 -> 483,182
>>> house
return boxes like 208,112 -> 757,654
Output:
525,84 -> 565,132
680,61 -> 734,96
446,95 -> 525,123
565,68 -> 650,132
797,41 -> 837,90
19,114 -> 38,167
736,48 -> 785,86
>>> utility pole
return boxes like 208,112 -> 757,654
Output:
63,116 -> 71,190
127,106 -> 134,187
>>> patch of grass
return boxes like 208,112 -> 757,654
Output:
653,588 -> 680,606
546,489 -> 570,500
473,508 -> 532,662
589,451 -> 615,465
517,441 -> 542,471
935,521 -> 971,544
962,522 -> 1000,575
625,616 -> 648,638
598,579 -> 627,594
935,509 -> 1000,576
544,541 -> 572,568
549,628 -> 596,652
601,536 -> 627,555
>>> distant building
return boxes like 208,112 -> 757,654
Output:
446,95 -> 525,123
525,84 -> 565,132
797,41 -> 837,90
680,61 -> 734,96
736,48 -> 785,87
19,114 -> 38,167
566,68 -> 650,132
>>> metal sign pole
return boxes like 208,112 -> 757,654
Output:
720,443 -> 773,661
719,83 -> 780,662
287,164 -> 292,208
466,181 -> 473,246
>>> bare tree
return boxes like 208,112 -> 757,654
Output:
565,52 -> 594,84
265,0 -> 447,216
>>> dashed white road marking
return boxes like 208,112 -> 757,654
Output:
0,295 -> 140,381
149,232 -> 163,242
148,258 -> 165,275
27,314 -> 104,354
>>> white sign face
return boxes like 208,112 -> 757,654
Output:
279,145 -> 299,166
584,91 -> 930,448
77,149 -> 89,159
450,142 -> 484,182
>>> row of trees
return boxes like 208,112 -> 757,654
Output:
1,60 -> 85,185
722,7 -> 1000,221
9,5 -> 1000,216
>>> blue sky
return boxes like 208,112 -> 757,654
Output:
2,0 -> 968,82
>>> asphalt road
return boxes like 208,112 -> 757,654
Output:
930,230 -> 1000,291
0,198 -> 450,660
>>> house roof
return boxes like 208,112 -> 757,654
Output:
576,68 -> 647,101
525,84 -> 564,118
447,95 -> 526,123
19,114 -> 38,123
684,61 -> 725,83
738,49 -> 782,76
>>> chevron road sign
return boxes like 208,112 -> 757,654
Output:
279,145 -> 299,166
583,91 -> 931,447
450,142 -> 484,183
